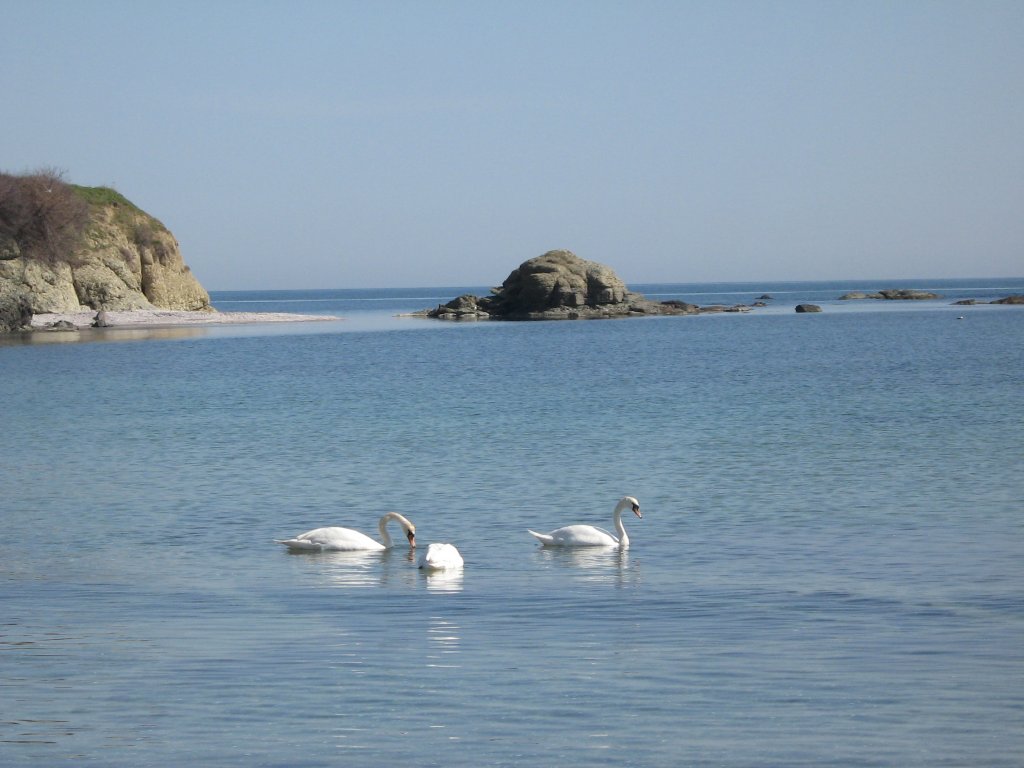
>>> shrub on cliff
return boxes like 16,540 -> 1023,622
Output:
0,169 -> 89,266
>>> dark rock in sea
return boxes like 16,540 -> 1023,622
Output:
953,299 -> 978,305
757,294 -> 773,300
991,295 -> 1024,304
840,289 -> 940,301
418,250 -> 702,321
795,304 -> 822,313
875,289 -> 941,300
424,294 -> 490,320
661,299 -> 700,314
0,284 -> 33,332
48,319 -> 77,331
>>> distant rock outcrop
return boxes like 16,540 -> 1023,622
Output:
1,176 -> 211,332
991,295 -> 1024,305
876,288 -> 941,300
839,288 -> 941,301
419,250 -> 700,320
795,303 -> 822,313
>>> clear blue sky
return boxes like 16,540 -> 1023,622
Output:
4,0 -> 1022,290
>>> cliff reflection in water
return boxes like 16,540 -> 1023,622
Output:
0,326 -> 211,346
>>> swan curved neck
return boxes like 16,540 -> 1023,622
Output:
612,507 -> 629,549
378,512 -> 412,547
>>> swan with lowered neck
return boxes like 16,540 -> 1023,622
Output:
276,512 -> 416,552
418,542 -> 464,570
528,496 -> 642,549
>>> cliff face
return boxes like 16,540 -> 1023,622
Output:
0,184 -> 211,327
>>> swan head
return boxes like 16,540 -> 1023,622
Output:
619,495 -> 642,519
405,527 -> 417,548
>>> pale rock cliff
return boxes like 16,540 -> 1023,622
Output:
0,186 -> 210,330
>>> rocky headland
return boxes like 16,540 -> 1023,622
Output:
1,171 -> 212,332
418,250 -> 706,320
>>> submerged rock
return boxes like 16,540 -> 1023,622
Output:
795,304 -> 822,313
991,295 -> 1024,304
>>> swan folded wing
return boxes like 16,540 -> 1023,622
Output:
275,537 -> 326,551
534,524 -> 618,547
276,526 -> 385,551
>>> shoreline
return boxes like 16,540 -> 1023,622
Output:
30,309 -> 343,330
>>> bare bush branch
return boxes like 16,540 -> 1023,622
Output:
0,168 -> 89,265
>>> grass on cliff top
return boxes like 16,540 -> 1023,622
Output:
72,184 -> 142,210
72,185 -> 168,233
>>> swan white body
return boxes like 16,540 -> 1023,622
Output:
418,542 -> 464,570
276,512 -> 416,552
528,496 -> 641,549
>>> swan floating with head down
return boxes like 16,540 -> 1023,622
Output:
528,496 -> 642,549
418,542 -> 464,570
276,512 -> 416,552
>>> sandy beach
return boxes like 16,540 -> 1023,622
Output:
31,309 -> 342,330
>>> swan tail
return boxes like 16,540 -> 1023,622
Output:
527,529 -> 554,546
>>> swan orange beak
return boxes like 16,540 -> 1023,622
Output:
407,530 -> 417,548
632,505 -> 642,519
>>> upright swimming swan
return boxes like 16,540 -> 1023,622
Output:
276,512 -> 416,552
528,496 -> 641,549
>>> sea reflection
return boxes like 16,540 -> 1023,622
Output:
425,615 -> 461,666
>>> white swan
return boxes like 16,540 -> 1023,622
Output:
528,496 -> 641,549
418,542 -> 464,570
276,512 -> 416,552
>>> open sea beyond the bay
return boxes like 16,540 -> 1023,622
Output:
2,278 -> 1023,767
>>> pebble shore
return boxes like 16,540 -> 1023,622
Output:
31,309 -> 342,329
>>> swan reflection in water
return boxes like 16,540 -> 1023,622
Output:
421,566 -> 464,593
535,546 -> 639,586
286,548 -> 419,589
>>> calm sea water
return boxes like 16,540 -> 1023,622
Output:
2,279 -> 1023,767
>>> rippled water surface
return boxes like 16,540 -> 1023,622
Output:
2,281 -> 1023,766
